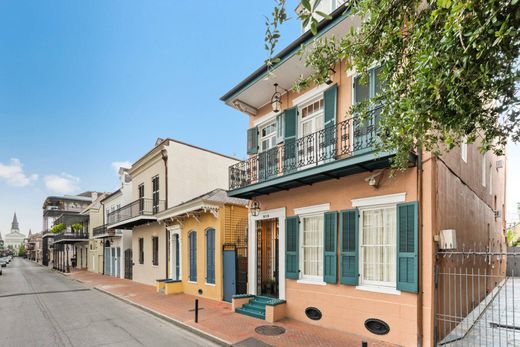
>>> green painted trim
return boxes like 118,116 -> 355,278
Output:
221,10 -> 352,103
228,150 -> 395,197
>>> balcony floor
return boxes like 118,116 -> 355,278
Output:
107,215 -> 157,230
228,150 -> 415,199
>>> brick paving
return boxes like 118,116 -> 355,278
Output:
66,270 -> 395,347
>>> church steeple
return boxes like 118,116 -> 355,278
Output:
11,212 -> 19,231
28,229 -> 32,236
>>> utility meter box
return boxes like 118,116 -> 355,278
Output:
439,229 -> 457,250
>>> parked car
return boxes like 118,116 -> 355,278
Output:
0,260 -> 6,268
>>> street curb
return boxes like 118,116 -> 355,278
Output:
92,287 -> 232,347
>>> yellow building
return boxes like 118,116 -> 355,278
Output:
156,189 -> 249,302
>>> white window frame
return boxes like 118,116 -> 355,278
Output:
298,212 -> 326,285
168,226 -> 182,281
358,204 -> 397,289
298,95 -> 325,140
258,120 -> 277,153
352,193 -> 404,295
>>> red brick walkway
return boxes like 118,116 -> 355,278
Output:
66,270 -> 394,347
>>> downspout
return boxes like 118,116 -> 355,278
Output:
417,146 -> 424,346
162,148 -> 169,279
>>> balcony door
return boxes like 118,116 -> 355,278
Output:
299,98 -> 324,169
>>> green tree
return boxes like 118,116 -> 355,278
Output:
18,243 -> 26,257
266,0 -> 520,169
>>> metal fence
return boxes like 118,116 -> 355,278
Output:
435,249 -> 520,346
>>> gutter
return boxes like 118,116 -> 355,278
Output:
162,149 -> 169,279
417,147 -> 424,346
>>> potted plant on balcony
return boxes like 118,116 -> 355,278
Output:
71,223 -> 83,234
50,223 -> 65,234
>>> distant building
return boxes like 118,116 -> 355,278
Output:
4,213 -> 26,250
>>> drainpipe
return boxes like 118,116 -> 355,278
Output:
162,148 -> 169,279
417,146 -> 424,346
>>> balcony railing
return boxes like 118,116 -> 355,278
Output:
93,225 -> 109,237
107,198 -> 166,226
229,108 -> 380,191
53,231 -> 89,243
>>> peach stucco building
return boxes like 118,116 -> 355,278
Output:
220,1 -> 507,346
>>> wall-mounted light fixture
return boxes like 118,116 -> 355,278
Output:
249,200 -> 260,217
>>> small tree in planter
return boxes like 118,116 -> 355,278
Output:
71,223 -> 83,233
51,223 -> 65,234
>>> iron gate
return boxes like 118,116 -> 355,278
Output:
435,248 -> 520,346
124,248 -> 132,280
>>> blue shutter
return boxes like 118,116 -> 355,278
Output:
340,209 -> 359,285
285,216 -> 299,279
283,107 -> 298,173
247,127 -> 258,155
397,202 -> 419,293
189,232 -> 197,282
323,211 -> 338,283
206,229 -> 215,284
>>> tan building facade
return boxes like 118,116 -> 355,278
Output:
107,138 -> 238,286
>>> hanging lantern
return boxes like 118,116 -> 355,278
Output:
271,83 -> 282,113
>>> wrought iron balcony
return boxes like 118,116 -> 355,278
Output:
53,231 -> 89,243
107,198 -> 166,229
93,225 -> 111,238
230,110 -> 378,189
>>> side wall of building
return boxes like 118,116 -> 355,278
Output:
167,142 -> 238,207
132,222 -> 167,285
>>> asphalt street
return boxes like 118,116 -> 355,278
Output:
0,258 -> 218,347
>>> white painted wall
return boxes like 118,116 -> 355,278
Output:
167,141 -> 238,207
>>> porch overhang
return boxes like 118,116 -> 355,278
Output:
220,4 -> 356,111
228,151 -> 416,199
107,216 -> 158,230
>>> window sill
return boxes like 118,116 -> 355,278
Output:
296,278 -> 327,286
355,284 -> 401,296
188,280 -> 197,284
205,283 -> 216,286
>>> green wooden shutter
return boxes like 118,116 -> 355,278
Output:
396,201 -> 419,293
283,107 -> 297,173
285,216 -> 299,279
323,211 -> 338,283
340,209 -> 358,285
324,84 -> 337,127
247,127 -> 258,155
323,84 -> 338,160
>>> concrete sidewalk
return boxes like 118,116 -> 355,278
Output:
66,270 -> 393,347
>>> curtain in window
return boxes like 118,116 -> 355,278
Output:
361,207 -> 396,285
302,215 -> 324,277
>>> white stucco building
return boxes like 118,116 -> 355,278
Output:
4,213 -> 26,251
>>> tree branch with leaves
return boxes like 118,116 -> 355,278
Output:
266,0 -> 520,169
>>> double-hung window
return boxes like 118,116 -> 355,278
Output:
152,236 -> 159,266
152,176 -> 159,214
259,122 -> 277,152
359,206 -> 396,288
300,214 -> 324,281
